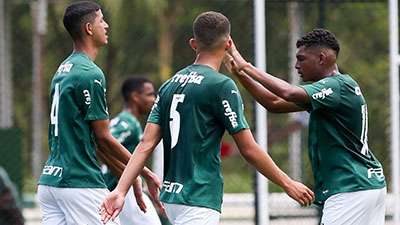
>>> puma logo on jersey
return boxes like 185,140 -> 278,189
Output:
57,62 -> 73,73
42,165 -> 63,178
171,72 -> 204,87
231,90 -> 239,95
163,181 -> 183,194
222,100 -> 238,128
312,88 -> 333,100
367,168 -> 384,179
94,79 -> 102,86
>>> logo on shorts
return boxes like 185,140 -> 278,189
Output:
163,181 -> 183,194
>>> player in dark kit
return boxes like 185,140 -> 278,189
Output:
101,11 -> 314,225
37,2 -> 161,225
227,28 -> 386,225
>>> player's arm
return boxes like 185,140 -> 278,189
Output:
224,54 -> 304,113
97,148 -> 125,176
228,42 -> 309,105
91,120 -> 158,180
232,129 -> 314,206
100,123 -> 163,223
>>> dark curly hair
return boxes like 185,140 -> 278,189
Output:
296,28 -> 340,56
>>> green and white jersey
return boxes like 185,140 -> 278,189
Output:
38,52 -> 109,188
299,73 -> 386,205
148,64 -> 249,212
102,111 -> 143,190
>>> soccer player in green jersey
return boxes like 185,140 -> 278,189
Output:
100,11 -> 314,225
37,2 -> 161,225
226,29 -> 386,225
101,77 -> 161,225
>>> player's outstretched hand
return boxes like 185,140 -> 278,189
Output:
100,190 -> 125,224
133,176 -> 147,213
227,38 -> 250,70
223,53 -> 248,78
143,171 -> 165,214
283,180 -> 315,206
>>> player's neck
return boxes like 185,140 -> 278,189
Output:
73,40 -> 99,61
193,51 -> 224,71
320,65 -> 339,79
125,105 -> 140,119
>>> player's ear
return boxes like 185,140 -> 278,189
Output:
189,38 -> 197,51
129,92 -> 140,104
84,22 -> 93,36
225,38 -> 232,51
319,51 -> 327,65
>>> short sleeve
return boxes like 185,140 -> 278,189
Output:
214,79 -> 249,134
147,94 -> 161,125
300,77 -> 341,111
77,73 -> 109,121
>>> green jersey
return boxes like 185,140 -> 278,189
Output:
300,73 -> 386,205
102,111 -> 143,190
148,64 -> 249,212
38,52 -> 109,188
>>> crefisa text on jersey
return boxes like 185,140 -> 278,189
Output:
170,71 -> 205,87
222,100 -> 238,128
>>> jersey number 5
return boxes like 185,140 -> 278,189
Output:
50,83 -> 60,137
169,94 -> 185,149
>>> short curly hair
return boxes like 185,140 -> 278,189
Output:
296,28 -> 340,56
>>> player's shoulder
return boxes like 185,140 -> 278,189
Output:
66,53 -> 104,78
118,111 -> 140,126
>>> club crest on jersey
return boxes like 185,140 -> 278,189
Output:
312,88 -> 333,100
222,100 -> 238,128
170,71 -> 205,87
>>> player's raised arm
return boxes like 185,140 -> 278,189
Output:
228,40 -> 309,105
232,129 -> 314,206
100,123 -> 162,224
224,54 -> 304,113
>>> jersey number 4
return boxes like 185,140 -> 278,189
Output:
169,94 -> 185,149
50,83 -> 60,137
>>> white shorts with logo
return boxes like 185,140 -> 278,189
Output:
321,187 -> 386,225
119,187 -> 161,225
37,185 -> 120,225
164,203 -> 220,225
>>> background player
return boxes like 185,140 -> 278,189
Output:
37,2 -> 161,225
100,11 -> 313,225
226,28 -> 386,225
101,77 -> 161,225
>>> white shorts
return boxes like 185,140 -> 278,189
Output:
37,185 -> 120,225
119,187 -> 161,225
164,203 -> 220,225
321,187 -> 386,225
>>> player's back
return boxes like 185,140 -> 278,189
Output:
39,52 -> 109,189
148,64 -> 248,212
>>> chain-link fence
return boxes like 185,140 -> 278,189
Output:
0,0 -> 396,225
